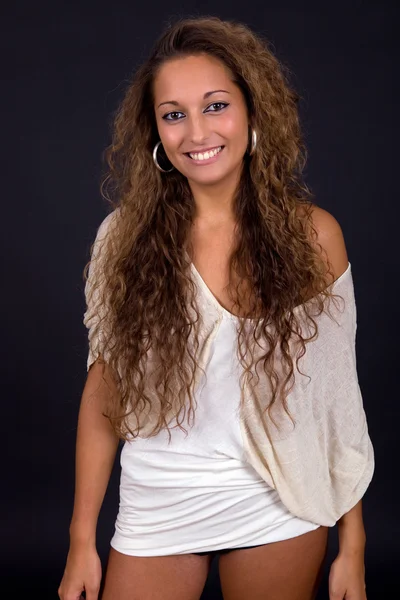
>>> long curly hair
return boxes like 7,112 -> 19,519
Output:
85,15 -> 341,442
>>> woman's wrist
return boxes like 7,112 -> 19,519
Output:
337,529 -> 366,556
69,518 -> 97,546
337,523 -> 366,555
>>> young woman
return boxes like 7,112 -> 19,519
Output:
58,15 -> 374,600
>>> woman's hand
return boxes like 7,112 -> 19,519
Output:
328,551 -> 367,600
58,542 -> 102,600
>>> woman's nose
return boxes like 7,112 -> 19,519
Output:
187,114 -> 210,144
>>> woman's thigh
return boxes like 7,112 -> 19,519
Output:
100,547 -> 212,600
218,526 -> 329,600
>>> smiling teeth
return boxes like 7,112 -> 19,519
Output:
189,146 -> 223,160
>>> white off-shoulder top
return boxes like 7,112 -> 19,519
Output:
83,210 -> 375,528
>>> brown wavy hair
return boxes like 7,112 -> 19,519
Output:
85,15 -> 342,442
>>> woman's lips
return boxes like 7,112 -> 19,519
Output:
184,146 -> 225,165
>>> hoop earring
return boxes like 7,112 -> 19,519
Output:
153,141 -> 175,173
249,128 -> 257,156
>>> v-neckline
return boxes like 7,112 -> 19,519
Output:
190,261 -> 248,321
190,260 -> 353,321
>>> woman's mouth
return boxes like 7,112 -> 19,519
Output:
184,145 -> 225,165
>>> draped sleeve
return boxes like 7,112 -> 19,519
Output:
240,263 -> 375,526
83,211 -> 117,371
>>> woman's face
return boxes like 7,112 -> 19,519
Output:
153,54 -> 250,186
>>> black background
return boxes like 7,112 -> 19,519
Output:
2,2 -> 398,598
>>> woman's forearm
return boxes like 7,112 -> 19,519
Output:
69,360 -> 120,546
337,499 -> 366,555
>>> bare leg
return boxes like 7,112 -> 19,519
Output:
100,547 -> 212,600
218,526 -> 329,600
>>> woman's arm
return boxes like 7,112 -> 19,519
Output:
337,500 -> 366,555
329,501 -> 367,599
69,358 -> 120,547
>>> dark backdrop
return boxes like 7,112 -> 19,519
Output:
2,2 -> 398,598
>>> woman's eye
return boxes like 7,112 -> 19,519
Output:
206,102 -> 229,112
162,111 -> 184,121
162,102 -> 229,121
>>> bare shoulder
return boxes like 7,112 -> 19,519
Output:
302,204 -> 349,282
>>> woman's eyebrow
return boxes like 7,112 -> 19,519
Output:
157,89 -> 231,109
